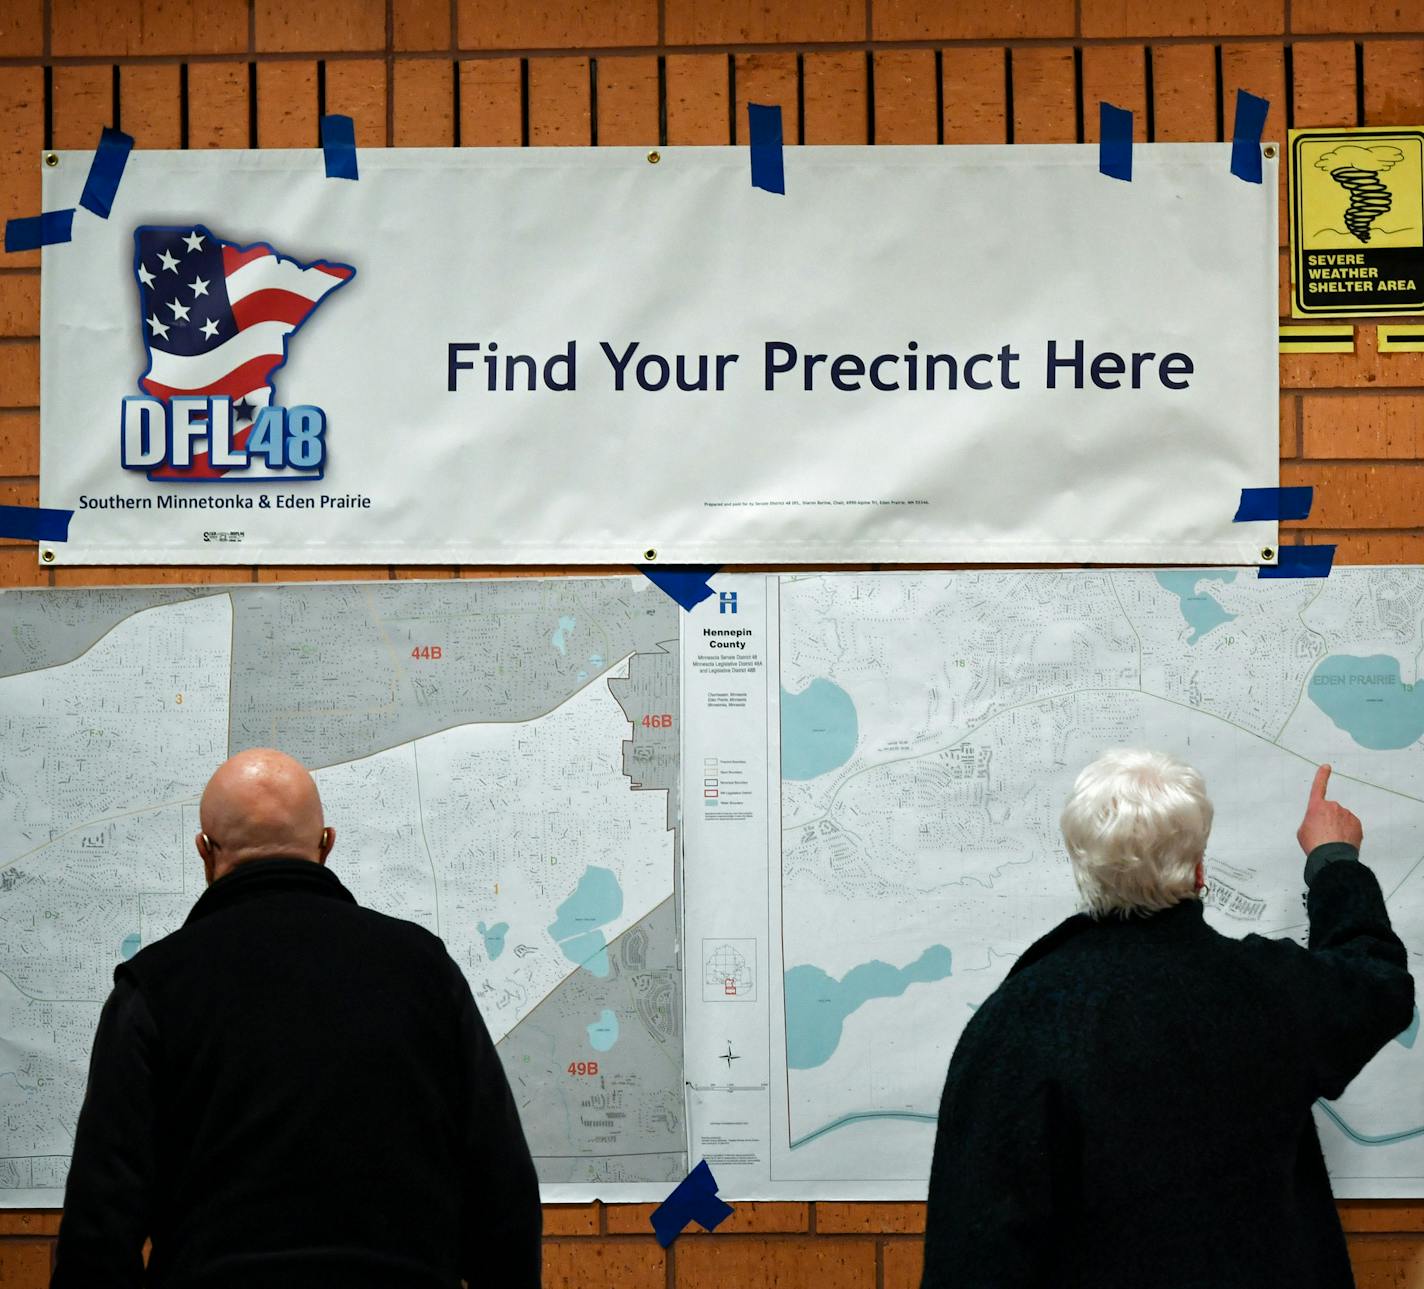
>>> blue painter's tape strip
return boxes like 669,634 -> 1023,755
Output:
0,505 -> 72,542
1099,102 -> 1132,181
5,209 -> 74,253
641,566 -> 720,612
748,103 -> 785,195
1234,485 -> 1314,522
650,1160 -> 735,1247
322,114 -> 359,180
79,127 -> 134,219
1259,545 -> 1335,579
1230,90 -> 1270,183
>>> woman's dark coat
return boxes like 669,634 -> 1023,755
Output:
921,846 -> 1415,1289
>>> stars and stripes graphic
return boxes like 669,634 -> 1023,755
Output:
133,224 -> 354,479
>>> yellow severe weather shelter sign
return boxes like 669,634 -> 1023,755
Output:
1290,127 -> 1424,316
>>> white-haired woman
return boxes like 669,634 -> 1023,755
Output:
921,749 -> 1413,1289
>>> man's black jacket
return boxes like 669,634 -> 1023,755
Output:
51,858 -> 542,1289
921,847 -> 1415,1289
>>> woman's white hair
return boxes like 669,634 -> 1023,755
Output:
1060,748 -> 1213,919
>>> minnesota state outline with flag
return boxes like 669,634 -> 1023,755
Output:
131,224 -> 355,480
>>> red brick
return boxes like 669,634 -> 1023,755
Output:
459,0 -> 655,50
53,566 -> 253,586
1340,1200 -> 1424,1232
666,0 -> 862,45
1302,394 -> 1424,458
606,1200 -> 808,1234
120,64 -> 183,148
1282,322 -> 1424,390
1364,42 -> 1424,126
459,59 -> 523,146
0,1212 -> 60,1236
0,68 -> 45,272
256,567 -> 387,581
0,342 -> 38,408
1082,0 -> 1283,36
816,1202 -> 926,1233
256,62 -> 319,148
51,0 -> 247,56
1281,393 -> 1298,459
255,0 -> 386,52
942,48 -> 1008,145
874,51 -> 938,145
528,59 -> 591,147
0,411 -> 40,476
52,65 -> 113,152
874,0 -> 1071,39
188,63 -> 251,149
1151,45 -> 1218,141
0,1238 -> 52,1288
391,567 -> 457,579
1294,0 -> 1424,33
394,0 -> 451,51
1010,48 -> 1076,144
1347,1234 -> 1424,1289
543,1203 -> 599,1236
393,60 -> 457,146
1279,462 -> 1424,528
734,54 -> 799,147
0,547 -> 48,587
1285,531 -> 1424,565
665,55 -> 730,145
883,1238 -> 926,1289
1293,41 -> 1359,129
596,57 -> 659,146
1081,47 -> 1147,142
542,1238 -> 666,1289
326,59 -> 389,149
803,53 -> 868,145
0,276 -> 39,338
0,0 -> 43,56
674,1235 -> 876,1287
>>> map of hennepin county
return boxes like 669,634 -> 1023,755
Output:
775,569 -> 1424,1196
0,578 -> 682,1206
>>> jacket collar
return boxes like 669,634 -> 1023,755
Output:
185,858 -> 355,926
1008,898 -> 1209,979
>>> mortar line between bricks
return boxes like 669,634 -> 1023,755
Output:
9,31 -> 1424,69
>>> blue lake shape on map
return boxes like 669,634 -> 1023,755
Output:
1308,655 -> 1424,750
1396,1005 -> 1420,1050
587,1008 -> 620,1052
785,945 -> 953,1069
120,933 -> 141,961
782,678 -> 859,781
1154,570 -> 1238,644
476,921 -> 509,960
551,615 -> 576,655
548,865 -> 623,978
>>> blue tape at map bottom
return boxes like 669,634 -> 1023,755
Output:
1234,485 -> 1314,521
79,126 -> 134,219
650,1160 -> 735,1246
1099,102 -> 1133,181
1230,90 -> 1270,183
748,102 -> 785,195
1259,545 -> 1335,579
5,209 -> 75,253
322,114 -> 359,180
640,566 -> 719,611
0,505 -> 73,542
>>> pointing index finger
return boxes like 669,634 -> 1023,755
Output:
1311,763 -> 1332,803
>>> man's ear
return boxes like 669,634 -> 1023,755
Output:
195,831 -> 215,885
317,826 -> 335,864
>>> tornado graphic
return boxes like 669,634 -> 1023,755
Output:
1314,144 -> 1406,243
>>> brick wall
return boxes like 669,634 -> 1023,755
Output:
3,1 -> 1424,1285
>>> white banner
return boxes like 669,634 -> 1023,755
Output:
40,145 -> 1277,565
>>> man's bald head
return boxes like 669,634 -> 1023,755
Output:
196,749 -> 334,884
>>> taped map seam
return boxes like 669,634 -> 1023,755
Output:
650,1160 -> 735,1246
641,566 -> 720,612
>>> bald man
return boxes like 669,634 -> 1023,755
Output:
52,750 -> 541,1289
